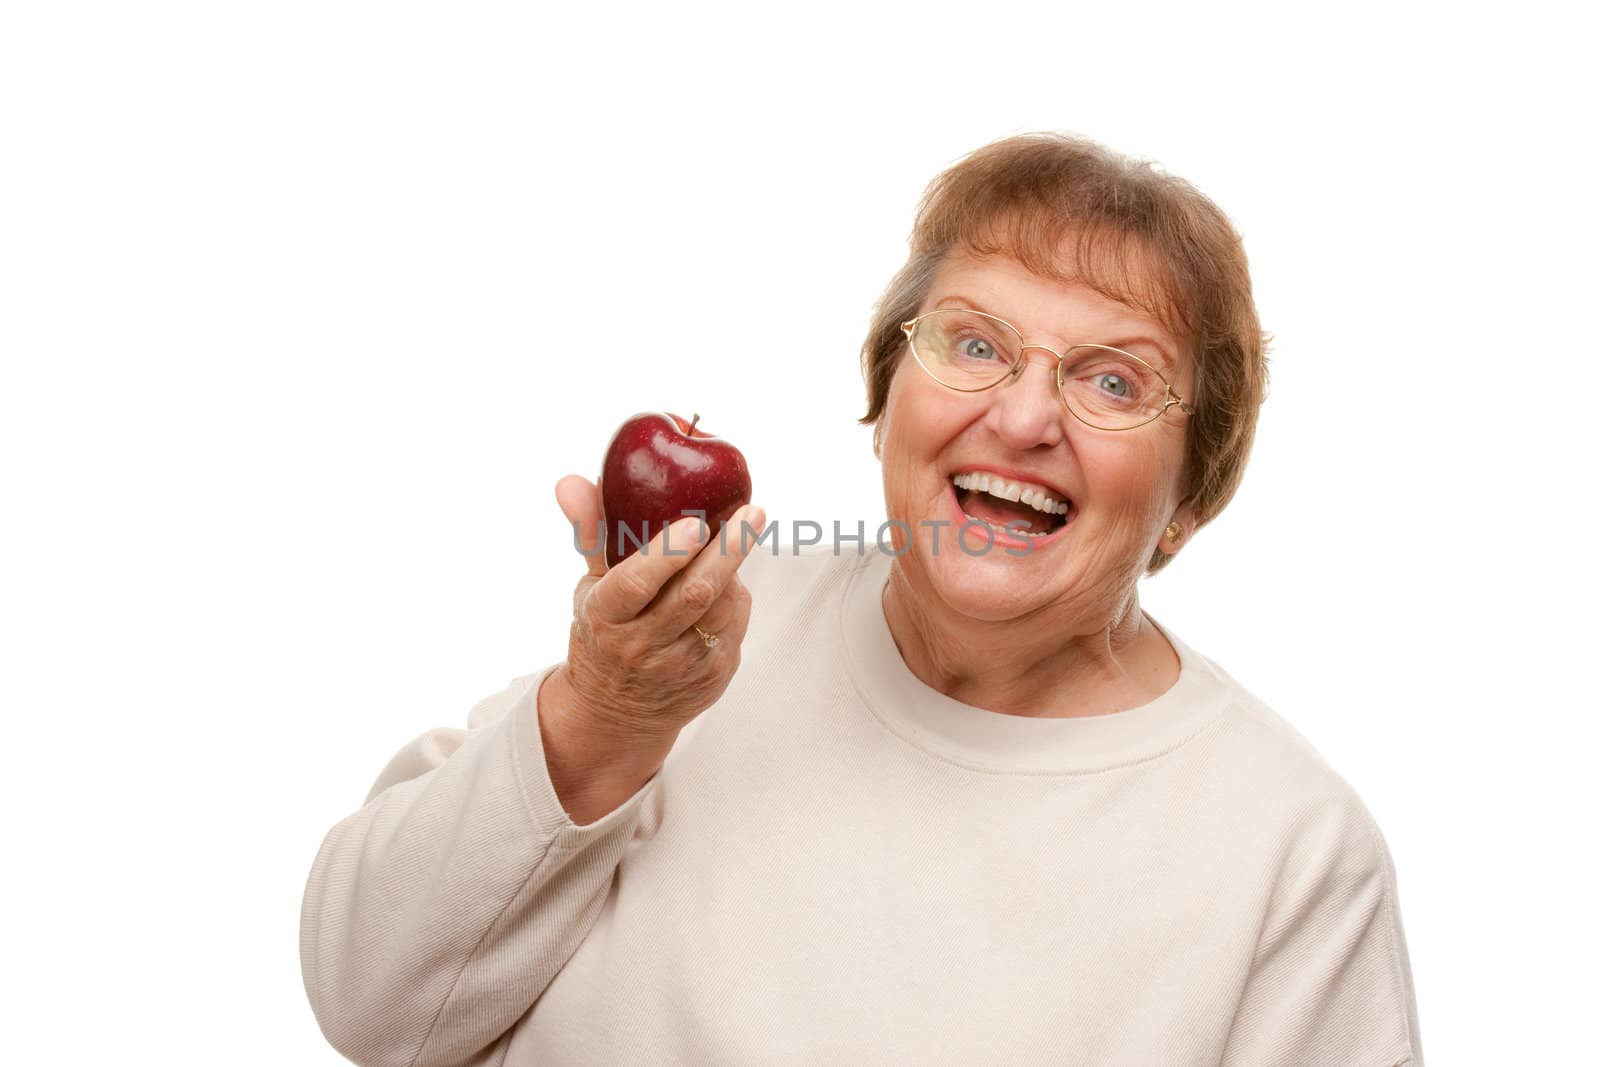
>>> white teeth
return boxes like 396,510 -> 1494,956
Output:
951,472 -> 1072,516
963,512 -> 1050,535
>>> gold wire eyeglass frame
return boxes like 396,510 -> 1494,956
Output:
901,309 -> 1194,431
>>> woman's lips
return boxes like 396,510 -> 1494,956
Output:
943,481 -> 1076,554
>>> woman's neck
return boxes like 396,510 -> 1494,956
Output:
879,564 -> 1179,719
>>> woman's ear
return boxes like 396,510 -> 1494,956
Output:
1160,499 -> 1200,556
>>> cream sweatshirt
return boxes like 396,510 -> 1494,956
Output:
301,546 -> 1423,1066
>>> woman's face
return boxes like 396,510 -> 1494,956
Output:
878,249 -> 1196,628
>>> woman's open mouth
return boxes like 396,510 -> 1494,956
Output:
947,470 -> 1075,550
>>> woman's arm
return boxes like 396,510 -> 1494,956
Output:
1220,798 -> 1424,1066
301,483 -> 764,1066
299,671 -> 659,1067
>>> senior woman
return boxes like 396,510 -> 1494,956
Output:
302,134 -> 1422,1066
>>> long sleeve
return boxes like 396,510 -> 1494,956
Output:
299,670 -> 657,1067
1220,794 -> 1424,1066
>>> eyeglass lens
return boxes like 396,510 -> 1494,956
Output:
911,309 -> 1168,429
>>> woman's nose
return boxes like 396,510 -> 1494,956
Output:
985,350 -> 1065,448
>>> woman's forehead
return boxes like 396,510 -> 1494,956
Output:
953,210 -> 1194,318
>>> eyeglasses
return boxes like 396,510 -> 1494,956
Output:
901,308 -> 1193,431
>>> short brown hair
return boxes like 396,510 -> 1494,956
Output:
860,133 -> 1270,573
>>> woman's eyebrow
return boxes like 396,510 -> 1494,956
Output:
1103,336 -> 1177,374
932,294 -> 989,313
933,294 -> 1178,373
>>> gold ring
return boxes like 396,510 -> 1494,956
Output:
692,625 -> 720,648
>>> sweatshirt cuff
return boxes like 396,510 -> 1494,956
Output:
505,667 -> 659,847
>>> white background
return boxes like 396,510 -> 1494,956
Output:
3,1 -> 1594,1062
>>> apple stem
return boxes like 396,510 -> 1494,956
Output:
689,413 -> 700,434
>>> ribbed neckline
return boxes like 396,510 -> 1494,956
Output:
838,547 -> 1232,775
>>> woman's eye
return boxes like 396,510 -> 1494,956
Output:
1094,372 -> 1131,397
956,337 -> 997,360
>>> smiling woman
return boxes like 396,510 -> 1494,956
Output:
302,133 -> 1424,1066
878,252 -> 1200,683
862,133 -> 1269,577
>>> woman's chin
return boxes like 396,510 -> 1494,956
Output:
888,487 -> 1085,623
909,545 -> 1051,623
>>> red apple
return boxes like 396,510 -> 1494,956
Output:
598,412 -> 753,569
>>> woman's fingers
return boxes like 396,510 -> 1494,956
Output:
584,515 -> 710,625
685,574 -> 753,649
653,505 -> 766,634
558,504 -> 764,745
555,475 -> 608,580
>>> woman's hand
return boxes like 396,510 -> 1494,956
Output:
545,474 -> 765,758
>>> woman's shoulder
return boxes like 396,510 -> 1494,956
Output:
1189,659 -> 1423,1066
1174,641 -> 1397,856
